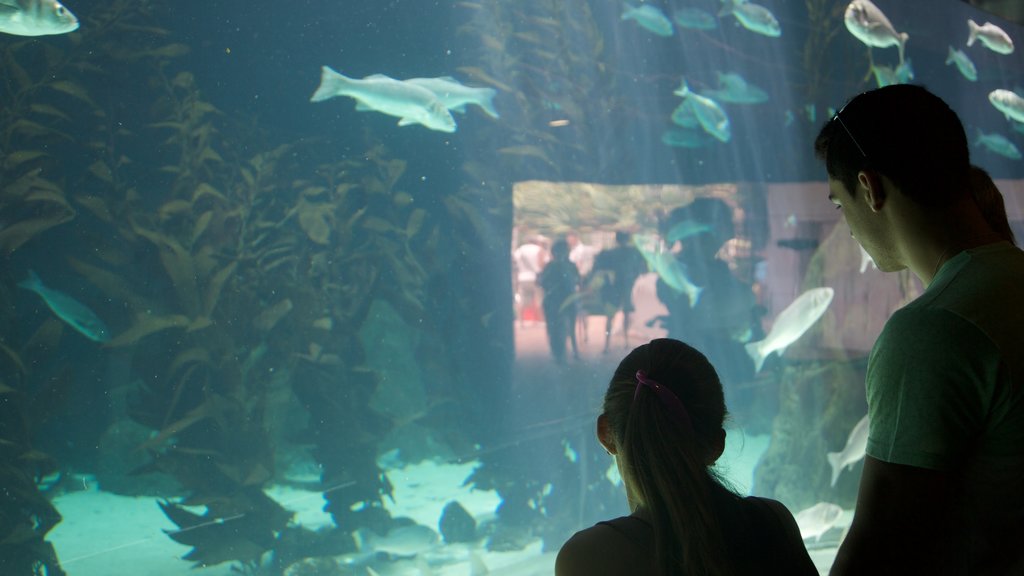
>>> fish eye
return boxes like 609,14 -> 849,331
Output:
57,6 -> 65,14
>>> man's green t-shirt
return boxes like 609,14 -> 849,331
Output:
866,241 -> 1024,573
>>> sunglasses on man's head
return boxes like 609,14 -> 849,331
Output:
832,102 -> 868,160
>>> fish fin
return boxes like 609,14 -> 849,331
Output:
688,286 -> 703,308
451,104 -> 468,114
967,19 -> 978,47
673,78 -> 690,98
897,32 -> 909,66
310,65 -> 350,102
18,269 -> 42,291
744,340 -> 766,373
477,88 -> 499,118
355,101 -> 373,111
398,117 -> 416,126
827,451 -> 843,487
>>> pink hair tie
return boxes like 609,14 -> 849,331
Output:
634,370 -> 693,431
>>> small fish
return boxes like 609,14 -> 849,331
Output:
783,214 -> 798,229
844,0 -> 909,65
674,80 -> 731,143
967,19 -> 1014,55
973,129 -> 1022,160
945,46 -> 977,82
870,58 -> 914,88
673,7 -> 717,30
827,414 -> 869,487
405,76 -> 499,119
310,66 -> 456,133
665,220 -> 714,243
622,3 -> 673,37
720,0 -> 781,37
859,244 -> 877,273
0,0 -> 78,36
661,129 -> 712,149
783,109 -> 795,127
745,287 -> 834,372
795,502 -> 844,542
19,270 -> 110,342
635,239 -> 703,307
355,524 -> 439,557
988,89 -> 1024,124
702,72 -> 769,105
804,103 -> 816,124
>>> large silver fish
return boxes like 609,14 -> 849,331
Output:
988,89 -> 1024,124
745,287 -> 834,372
19,270 -> 110,342
674,80 -> 731,143
702,72 -> 769,104
827,414 -> 868,487
405,76 -> 499,119
795,502 -> 844,542
720,0 -> 781,37
967,19 -> 1014,55
0,0 -> 77,36
844,0 -> 908,65
310,66 -> 456,133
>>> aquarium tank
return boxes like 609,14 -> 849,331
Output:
0,0 -> 1021,574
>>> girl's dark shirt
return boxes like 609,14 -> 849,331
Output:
594,495 -> 818,576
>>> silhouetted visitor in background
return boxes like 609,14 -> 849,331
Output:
589,231 -> 646,354
539,239 -> 581,364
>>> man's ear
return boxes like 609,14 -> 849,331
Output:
597,414 -> 617,455
857,170 -> 887,212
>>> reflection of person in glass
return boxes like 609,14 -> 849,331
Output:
655,198 -> 758,387
539,239 -> 581,364
590,231 -> 647,354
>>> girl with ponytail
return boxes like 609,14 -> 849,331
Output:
556,339 -> 816,576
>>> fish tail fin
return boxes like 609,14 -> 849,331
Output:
673,78 -> 690,98
946,45 -> 955,65
469,552 -> 490,576
689,286 -> 703,308
967,19 -> 978,47
310,65 -> 350,103
897,32 -> 909,67
18,270 -> 42,292
827,451 -> 843,487
744,339 -> 767,373
478,87 -> 500,119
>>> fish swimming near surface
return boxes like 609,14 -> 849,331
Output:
967,19 -> 1014,55
621,3 -> 674,37
19,270 -> 110,343
988,89 -> 1024,124
673,7 -> 717,30
795,502 -> 844,542
674,80 -> 731,143
702,72 -> 769,104
745,287 -> 834,372
354,524 -> 439,557
973,129 -> 1022,160
827,414 -> 869,487
405,76 -> 499,119
844,0 -> 909,65
719,0 -> 781,38
635,240 -> 703,308
0,0 -> 78,36
310,66 -> 457,133
946,46 -> 978,82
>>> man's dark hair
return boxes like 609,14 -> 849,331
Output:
814,84 -> 970,207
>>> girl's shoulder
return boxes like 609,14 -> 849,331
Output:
556,516 -> 653,576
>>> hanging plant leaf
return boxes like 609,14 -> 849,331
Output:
106,314 -> 190,348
